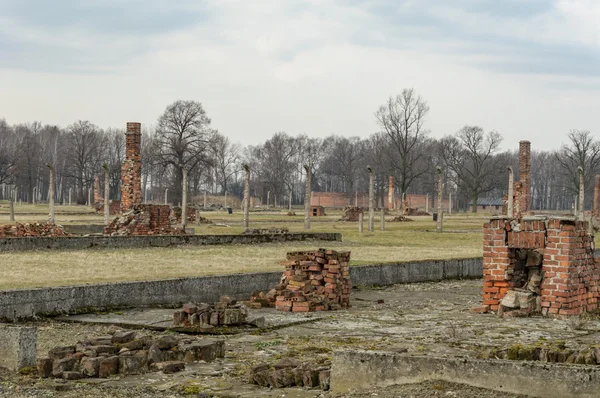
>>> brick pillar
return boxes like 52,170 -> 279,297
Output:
482,218 -> 514,311
93,176 -> 102,204
518,140 -> 531,216
541,219 -> 598,316
387,176 -> 395,209
121,122 -> 142,212
594,175 -> 600,219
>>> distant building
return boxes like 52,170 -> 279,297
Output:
311,191 -> 448,211
468,198 -> 504,213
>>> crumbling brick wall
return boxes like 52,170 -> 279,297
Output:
481,216 -> 599,317
121,122 -> 142,212
104,204 -> 179,236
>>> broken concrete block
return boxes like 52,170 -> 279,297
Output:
147,343 -> 164,365
156,335 -> 178,350
516,291 -> 536,311
80,357 -> 100,377
0,325 -> 37,371
501,290 -> 519,308
111,331 -> 136,344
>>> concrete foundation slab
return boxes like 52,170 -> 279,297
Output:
56,307 -> 324,332
331,350 -> 600,398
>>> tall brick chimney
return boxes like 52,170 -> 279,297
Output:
388,176 -> 395,209
517,140 -> 531,216
121,122 -> 142,212
594,174 -> 600,219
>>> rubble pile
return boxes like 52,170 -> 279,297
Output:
339,206 -> 363,221
251,249 -> 352,312
389,216 -> 414,222
404,208 -> 429,216
37,330 -> 224,380
104,204 -> 185,236
169,206 -> 202,224
243,227 -> 289,235
173,296 -> 252,328
249,358 -> 330,390
0,222 -> 70,237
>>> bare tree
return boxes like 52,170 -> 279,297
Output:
440,126 -> 503,212
155,100 -> 212,204
209,131 -> 240,195
63,120 -> 105,204
0,119 -> 16,189
321,136 -> 366,201
375,89 -> 431,197
251,132 -> 298,207
555,130 -> 600,209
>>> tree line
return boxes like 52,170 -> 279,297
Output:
1,91 -> 599,212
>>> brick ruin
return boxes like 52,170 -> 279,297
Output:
172,296 -> 250,329
479,141 -> 600,317
37,330 -> 224,380
104,122 -> 177,235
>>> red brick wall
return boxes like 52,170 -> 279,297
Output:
312,191 -> 447,210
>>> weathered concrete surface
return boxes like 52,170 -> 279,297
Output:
0,325 -> 37,371
0,232 -> 341,252
57,307 -> 324,331
0,258 -> 482,320
351,257 -> 481,285
331,350 -> 600,398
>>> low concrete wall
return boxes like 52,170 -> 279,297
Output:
351,258 -> 482,285
331,350 -> 600,398
0,232 -> 341,252
0,258 -> 483,320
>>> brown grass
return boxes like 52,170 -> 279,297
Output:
0,209 -> 486,290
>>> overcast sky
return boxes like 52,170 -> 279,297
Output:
1,0 -> 599,150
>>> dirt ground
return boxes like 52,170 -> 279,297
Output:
3,279 -> 600,397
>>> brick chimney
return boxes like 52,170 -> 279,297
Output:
517,140 -> 531,217
388,176 -> 395,209
121,122 -> 142,212
93,175 -> 102,204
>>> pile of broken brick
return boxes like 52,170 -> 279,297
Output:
173,296 -> 262,328
37,330 -> 224,380
339,206 -> 363,221
104,204 -> 185,236
250,249 -> 351,312
0,222 -> 69,237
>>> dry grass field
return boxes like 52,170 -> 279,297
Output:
0,202 -> 490,289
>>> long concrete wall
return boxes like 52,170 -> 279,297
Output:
0,257 -> 482,320
0,232 -> 341,252
331,350 -> 600,398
